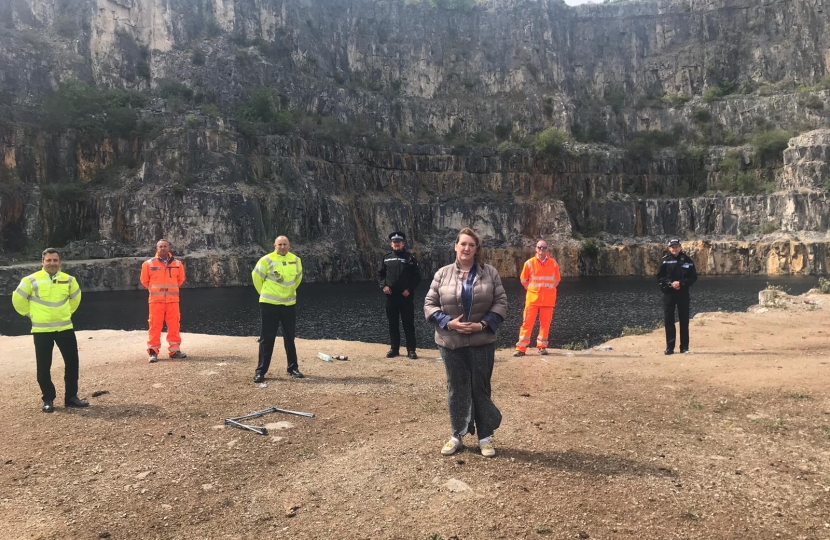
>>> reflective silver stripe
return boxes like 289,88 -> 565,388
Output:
69,289 -> 81,299
149,292 -> 180,296
529,283 -> 559,289
28,276 -> 39,295
29,297 -> 69,308
281,278 -> 298,286
31,319 -> 72,328
532,276 -> 560,281
260,293 -> 296,303
149,284 -> 179,290
14,287 -> 31,299
254,268 -> 267,279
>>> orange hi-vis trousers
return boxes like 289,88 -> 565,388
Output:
516,305 -> 555,352
147,302 -> 181,356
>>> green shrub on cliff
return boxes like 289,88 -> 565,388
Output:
818,277 -> 830,294
42,79 -> 146,140
626,130 -> 676,160
533,127 -> 569,158
236,88 -> 295,137
751,129 -> 790,163
582,238 -> 600,259
427,0 -> 479,10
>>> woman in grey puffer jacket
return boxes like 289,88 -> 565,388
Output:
424,228 -> 508,458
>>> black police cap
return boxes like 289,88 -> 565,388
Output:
389,231 -> 405,242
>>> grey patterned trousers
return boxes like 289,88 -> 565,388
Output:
439,343 -> 502,440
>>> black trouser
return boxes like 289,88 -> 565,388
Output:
257,303 -> 298,375
33,330 -> 79,402
386,293 -> 416,352
663,290 -> 690,351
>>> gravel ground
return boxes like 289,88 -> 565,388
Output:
1,291 -> 829,540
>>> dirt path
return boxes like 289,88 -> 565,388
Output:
1,292 -> 829,540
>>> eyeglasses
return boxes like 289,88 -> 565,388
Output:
536,246 -> 548,250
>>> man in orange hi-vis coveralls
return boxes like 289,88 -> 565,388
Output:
140,239 -> 186,363
514,239 -> 561,357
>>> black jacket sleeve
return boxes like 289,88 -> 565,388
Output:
377,256 -> 387,289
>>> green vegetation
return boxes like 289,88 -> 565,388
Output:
427,0 -> 479,10
235,88 -> 294,138
604,86 -> 626,114
191,49 -> 206,66
582,238 -> 600,258
818,277 -> 830,294
663,93 -> 691,108
702,81 -> 737,102
497,141 -> 521,155
534,127 -> 569,158
691,107 -> 711,123
714,155 -> 774,194
798,93 -> 824,110
42,182 -> 88,202
760,220 -> 779,234
159,80 -> 194,100
42,79 -> 146,140
751,129 -> 790,163
626,130 -> 676,160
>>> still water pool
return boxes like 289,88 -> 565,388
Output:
0,276 -> 819,349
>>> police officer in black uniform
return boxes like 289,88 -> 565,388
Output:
657,238 -> 698,355
378,231 -> 421,359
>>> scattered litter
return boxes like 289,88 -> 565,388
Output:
804,300 -> 820,305
564,353 -> 575,357
593,345 -> 613,351
91,390 -> 109,397
334,355 -> 348,361
258,382 -> 268,388
317,352 -> 333,362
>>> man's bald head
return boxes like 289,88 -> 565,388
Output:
275,236 -> 290,255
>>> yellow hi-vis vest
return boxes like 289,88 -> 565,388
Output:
12,269 -> 82,333
252,251 -> 303,306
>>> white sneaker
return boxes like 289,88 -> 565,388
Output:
441,438 -> 462,456
148,352 -> 158,363
479,441 -> 496,458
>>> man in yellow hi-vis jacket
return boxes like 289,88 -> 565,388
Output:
12,248 -> 89,413
252,236 -> 304,382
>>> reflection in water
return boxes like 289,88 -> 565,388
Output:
0,276 -> 818,349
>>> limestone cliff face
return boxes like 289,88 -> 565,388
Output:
0,0 -> 829,292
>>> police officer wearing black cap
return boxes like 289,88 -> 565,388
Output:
657,238 -> 697,355
378,231 -> 421,359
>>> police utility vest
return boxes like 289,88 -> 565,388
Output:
252,252 -> 303,305
12,269 -> 82,333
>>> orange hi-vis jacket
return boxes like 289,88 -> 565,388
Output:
140,252 -> 185,303
520,255 -> 561,307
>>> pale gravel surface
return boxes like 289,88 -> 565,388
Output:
1,292 -> 829,539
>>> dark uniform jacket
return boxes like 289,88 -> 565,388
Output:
657,252 -> 698,293
378,250 -> 421,293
